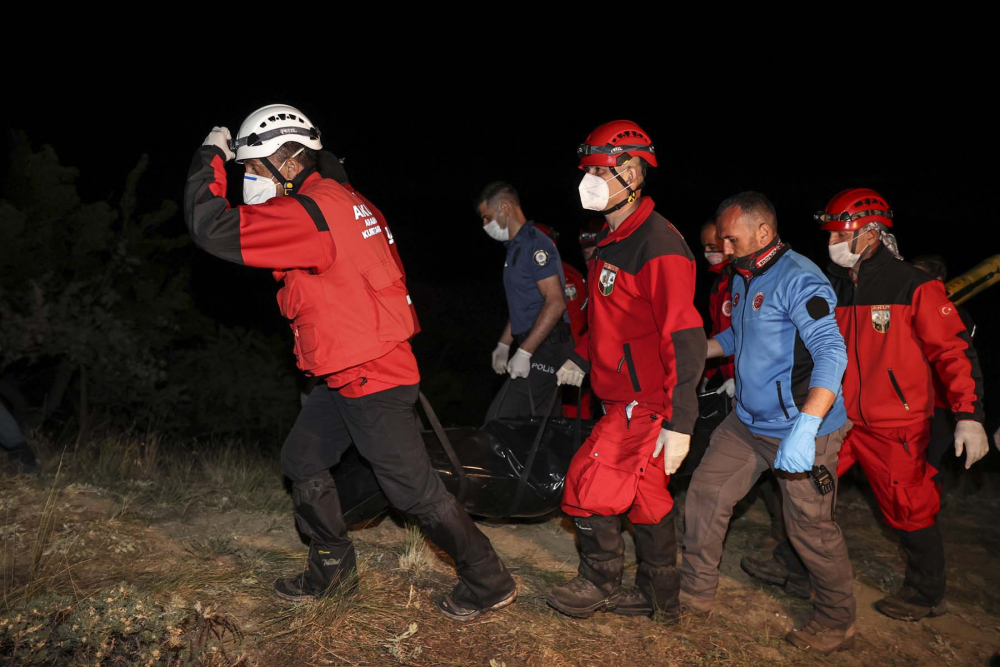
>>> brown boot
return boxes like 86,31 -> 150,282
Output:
786,620 -> 855,653
547,575 -> 621,617
548,516 -> 624,618
740,555 -> 811,599
611,587 -> 654,617
678,589 -> 713,616
874,587 -> 947,622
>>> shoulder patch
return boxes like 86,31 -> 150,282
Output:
533,249 -> 549,266
806,295 -> 830,320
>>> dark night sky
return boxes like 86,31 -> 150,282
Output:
5,62 -> 998,424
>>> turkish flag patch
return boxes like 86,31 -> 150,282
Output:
939,304 -> 955,317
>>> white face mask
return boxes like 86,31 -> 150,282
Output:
704,251 -> 726,266
483,218 -> 509,242
242,150 -> 303,205
578,166 -> 631,211
243,173 -> 278,205
828,234 -> 874,268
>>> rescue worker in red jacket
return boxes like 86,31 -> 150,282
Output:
535,223 -> 593,419
819,188 -> 989,620
184,105 -> 516,621
697,220 -> 735,394
547,121 -> 706,620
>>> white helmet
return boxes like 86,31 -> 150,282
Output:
233,104 -> 322,163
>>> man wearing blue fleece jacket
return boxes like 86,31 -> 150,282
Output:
680,192 -> 856,655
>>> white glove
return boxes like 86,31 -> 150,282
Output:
506,348 -> 532,379
203,126 -> 234,162
556,359 -> 585,387
491,342 -> 510,374
652,428 -> 691,475
954,420 -> 989,469
715,378 -> 735,398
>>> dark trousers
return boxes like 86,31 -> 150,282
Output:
926,407 -> 953,486
485,334 -> 573,423
280,383 -> 513,605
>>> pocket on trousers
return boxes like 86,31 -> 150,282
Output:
782,475 -> 826,525
571,456 -> 640,516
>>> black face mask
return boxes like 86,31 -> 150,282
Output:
732,236 -> 786,277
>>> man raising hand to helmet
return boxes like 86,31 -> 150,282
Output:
547,121 -> 706,621
185,105 -> 516,622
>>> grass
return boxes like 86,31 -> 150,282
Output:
4,428 -> 1000,666
27,427 -> 290,518
396,524 -> 431,576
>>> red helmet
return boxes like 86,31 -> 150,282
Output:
816,188 -> 894,231
534,223 -> 560,242
577,120 -> 658,169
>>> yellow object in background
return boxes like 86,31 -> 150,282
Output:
947,255 -> 1000,305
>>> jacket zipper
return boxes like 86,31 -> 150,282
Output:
776,381 -> 790,419
887,368 -> 910,411
622,343 -> 641,392
851,277 -> 868,426
735,275 -> 754,423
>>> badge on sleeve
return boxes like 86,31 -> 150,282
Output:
533,249 -> 549,266
598,263 -> 619,296
565,283 -> 578,300
871,305 -> 890,333
722,298 -> 732,317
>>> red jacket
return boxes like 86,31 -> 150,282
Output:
828,245 -> 983,428
345,185 -> 421,336
703,264 -> 735,381
569,198 -> 706,434
184,146 -> 419,397
563,263 -> 588,343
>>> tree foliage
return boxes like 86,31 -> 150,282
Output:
0,132 -> 299,438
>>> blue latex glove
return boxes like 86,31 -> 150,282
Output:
774,413 -> 822,473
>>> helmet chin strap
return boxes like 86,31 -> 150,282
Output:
261,154 -> 316,196
849,227 -> 878,262
603,164 -> 645,214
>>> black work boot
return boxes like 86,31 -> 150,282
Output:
276,476 -> 359,602
548,515 -> 624,618
5,443 -> 39,475
741,538 -> 811,600
418,496 -> 517,621
621,511 -> 679,620
876,525 -> 947,621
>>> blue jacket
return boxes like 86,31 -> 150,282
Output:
503,222 -> 568,337
714,245 -> 847,438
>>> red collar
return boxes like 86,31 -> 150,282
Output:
597,197 -> 655,246
708,258 -> 730,274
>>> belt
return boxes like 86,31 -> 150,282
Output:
514,320 -> 571,347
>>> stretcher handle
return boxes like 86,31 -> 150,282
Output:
418,391 -> 468,504
507,390 -> 560,515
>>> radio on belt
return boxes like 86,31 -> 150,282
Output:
810,464 -> 835,495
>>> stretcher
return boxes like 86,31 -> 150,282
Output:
336,390 -> 731,524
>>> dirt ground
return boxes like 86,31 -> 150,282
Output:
2,471 -> 999,666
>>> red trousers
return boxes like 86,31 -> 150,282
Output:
562,403 -> 672,524
838,421 -> 940,531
